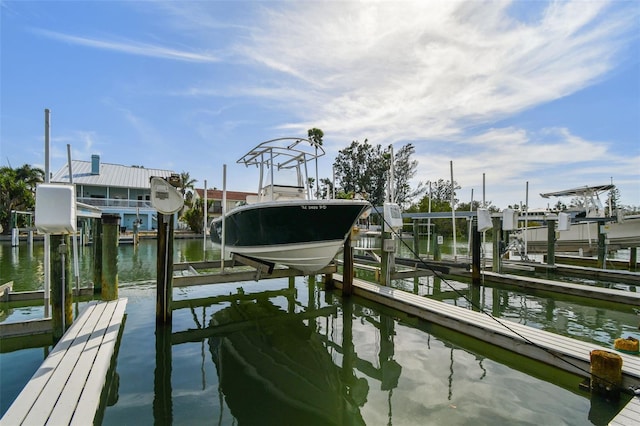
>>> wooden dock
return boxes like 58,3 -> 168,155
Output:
1,298 -> 127,425
610,395 -> 640,426
478,271 -> 640,305
330,275 -> 640,423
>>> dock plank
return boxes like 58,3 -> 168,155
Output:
47,301 -> 118,425
609,396 -> 640,426
332,275 -> 640,426
1,298 -> 127,426
71,300 -> 127,425
333,275 -> 640,385
0,304 -> 98,425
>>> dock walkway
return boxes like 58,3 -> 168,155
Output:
1,298 -> 127,425
332,275 -> 640,423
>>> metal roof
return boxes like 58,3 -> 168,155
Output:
51,160 -> 175,189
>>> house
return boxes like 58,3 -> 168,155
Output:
193,188 -> 257,223
51,155 -> 177,231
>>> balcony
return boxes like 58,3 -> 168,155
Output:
78,197 -> 154,210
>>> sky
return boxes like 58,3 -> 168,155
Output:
1,0 -> 639,211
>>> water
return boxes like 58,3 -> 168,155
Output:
0,239 -> 635,424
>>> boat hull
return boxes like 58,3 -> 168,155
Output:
211,199 -> 370,273
522,217 -> 640,254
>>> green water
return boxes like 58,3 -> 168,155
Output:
0,239 -> 635,425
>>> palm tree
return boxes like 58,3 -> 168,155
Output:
179,171 -> 197,199
15,164 -> 45,193
307,128 -> 324,199
0,164 -> 44,232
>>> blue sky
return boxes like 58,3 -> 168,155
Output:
1,0 -> 639,210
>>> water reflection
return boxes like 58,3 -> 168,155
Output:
155,279 -> 616,426
390,275 -> 639,348
169,286 -> 369,425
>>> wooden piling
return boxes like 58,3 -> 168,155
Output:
431,233 -> 441,261
381,231 -> 392,286
101,214 -> 119,301
590,350 -> 622,400
597,220 -> 606,269
342,236 -> 353,296
630,247 -> 637,272
93,218 -> 103,294
156,214 -> 174,323
471,219 -> 481,285
413,220 -> 420,257
547,217 -> 556,266
492,217 -> 502,273
153,322 -> 173,424
51,234 -> 72,341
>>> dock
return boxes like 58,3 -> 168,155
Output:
610,396 -> 640,426
1,298 -> 127,425
330,274 -> 640,423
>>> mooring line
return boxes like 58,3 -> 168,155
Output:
378,217 -> 631,392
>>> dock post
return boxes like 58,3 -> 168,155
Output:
101,214 -> 119,301
546,216 -> 556,266
154,322 -> 173,424
471,219 -> 481,285
629,247 -> 637,272
342,236 -> 353,296
590,350 -> 622,400
597,220 -> 606,269
51,234 -> 72,341
381,230 -> 391,286
413,220 -> 420,257
492,216 -> 502,273
432,233 -> 441,261
93,218 -> 103,294
157,214 -> 174,323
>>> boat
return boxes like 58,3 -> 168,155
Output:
518,184 -> 640,254
210,138 -> 371,273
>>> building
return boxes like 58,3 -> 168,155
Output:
51,155 -> 177,231
193,188 -> 257,224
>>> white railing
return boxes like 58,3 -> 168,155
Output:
77,197 -> 153,209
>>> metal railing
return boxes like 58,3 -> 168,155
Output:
77,197 -> 153,209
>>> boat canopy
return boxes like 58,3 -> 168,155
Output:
238,138 -> 325,201
540,184 -> 615,198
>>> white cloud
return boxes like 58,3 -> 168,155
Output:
230,0 -> 635,145
32,28 -> 221,63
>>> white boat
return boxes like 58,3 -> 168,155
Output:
520,184 -> 640,253
210,138 -> 370,273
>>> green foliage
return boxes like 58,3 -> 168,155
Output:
606,187 -> 621,216
392,144 -> 424,207
333,140 -> 421,207
179,171 -> 197,204
0,164 -> 44,233
181,198 -> 204,234
307,128 -> 324,146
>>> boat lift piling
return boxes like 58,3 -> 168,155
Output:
157,214 -> 174,324
547,214 -> 557,266
101,214 -> 120,301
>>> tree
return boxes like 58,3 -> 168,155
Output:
307,128 -> 324,147
179,171 -> 197,200
406,178 -> 462,239
181,198 -> 204,234
317,177 -> 334,199
308,128 -> 324,198
392,143 -> 425,208
333,140 -> 388,206
606,187 -> 621,216
0,164 -> 44,233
